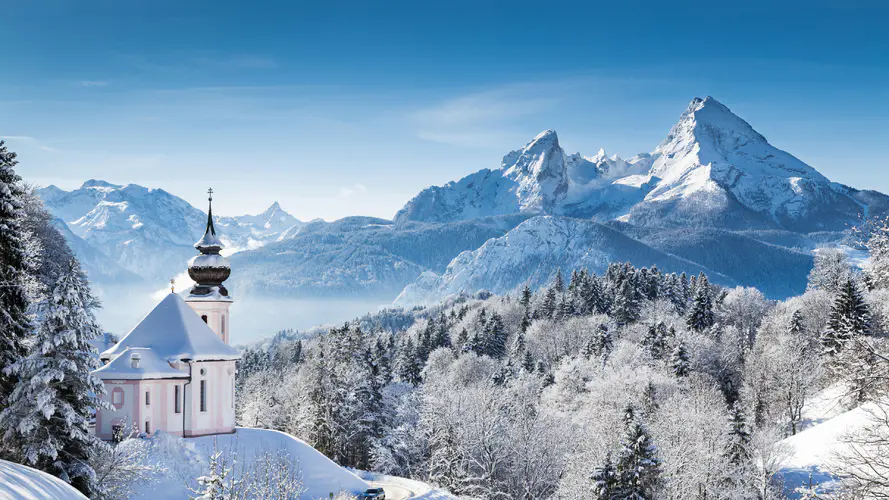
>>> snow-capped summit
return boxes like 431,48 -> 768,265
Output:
36,182 -> 304,284
501,129 -> 569,214
396,96 -> 882,232
394,129 -> 629,222
631,96 -> 862,230
218,200 -> 302,234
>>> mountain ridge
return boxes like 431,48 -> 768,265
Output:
395,96 -> 886,232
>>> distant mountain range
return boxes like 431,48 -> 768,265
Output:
37,97 -> 883,305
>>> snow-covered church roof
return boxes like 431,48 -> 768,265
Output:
94,347 -> 189,380
100,293 -> 240,363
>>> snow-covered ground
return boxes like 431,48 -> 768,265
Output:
0,459 -> 88,499
125,427 -> 370,499
352,470 -> 457,499
777,384 -> 875,497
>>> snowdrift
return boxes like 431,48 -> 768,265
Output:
0,459 -> 88,500
127,427 -> 369,499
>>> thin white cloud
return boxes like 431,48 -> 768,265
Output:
407,79 -> 585,147
78,80 -> 108,87
0,135 -> 58,152
338,184 -> 367,198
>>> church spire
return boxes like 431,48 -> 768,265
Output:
188,188 -> 231,297
195,188 -> 223,253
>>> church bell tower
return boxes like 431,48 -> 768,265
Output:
185,188 -> 233,344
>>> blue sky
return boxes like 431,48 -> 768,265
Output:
2,0 -> 887,220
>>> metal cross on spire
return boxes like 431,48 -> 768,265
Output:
170,277 -> 175,293
208,187 -> 213,202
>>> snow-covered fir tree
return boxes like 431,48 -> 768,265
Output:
0,141 -> 34,413
590,452 -> 617,499
0,259 -> 106,495
822,278 -> 870,357
614,406 -> 659,499
686,274 -> 715,332
670,342 -> 690,378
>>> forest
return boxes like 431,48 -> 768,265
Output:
238,238 -> 889,499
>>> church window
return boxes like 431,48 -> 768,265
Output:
112,388 -> 124,407
174,385 -> 181,413
201,314 -> 208,324
145,421 -> 150,434
200,380 -> 207,412
145,390 -> 150,406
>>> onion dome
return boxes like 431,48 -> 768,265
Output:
188,189 -> 231,297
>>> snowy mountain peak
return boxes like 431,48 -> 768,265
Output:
529,128 -> 559,146
500,129 -> 569,213
636,96 -> 851,230
655,96 -> 767,158
81,179 -> 122,190
260,201 -> 283,216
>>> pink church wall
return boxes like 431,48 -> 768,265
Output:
96,379 -> 188,440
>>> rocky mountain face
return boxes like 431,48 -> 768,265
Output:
396,97 -> 881,232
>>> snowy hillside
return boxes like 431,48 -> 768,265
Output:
125,428 -> 370,500
776,384 -> 883,497
228,215 -> 526,297
396,97 -> 885,231
395,215 -> 735,306
0,459 -> 88,499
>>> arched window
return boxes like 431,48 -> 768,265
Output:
201,314 -> 208,324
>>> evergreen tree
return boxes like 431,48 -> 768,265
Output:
0,259 -> 106,495
540,287 -> 558,318
510,331 -> 526,359
789,309 -> 805,338
553,268 -> 565,293
686,275 -> 715,332
396,338 -> 422,386
640,382 -> 658,419
670,342 -> 690,378
569,269 -> 580,292
520,284 -> 532,310
483,312 -> 508,359
189,449 -> 232,500
373,336 -> 392,385
588,274 -> 608,315
435,314 -> 452,350
520,309 -> 532,334
456,328 -> 470,353
590,452 -> 617,499
0,141 -> 33,411
291,339 -> 303,365
642,324 -> 667,361
612,279 -> 640,325
521,350 -> 535,373
725,403 -> 751,465
614,405 -> 660,499
822,279 -> 870,356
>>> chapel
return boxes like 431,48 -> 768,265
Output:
93,191 -> 240,440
